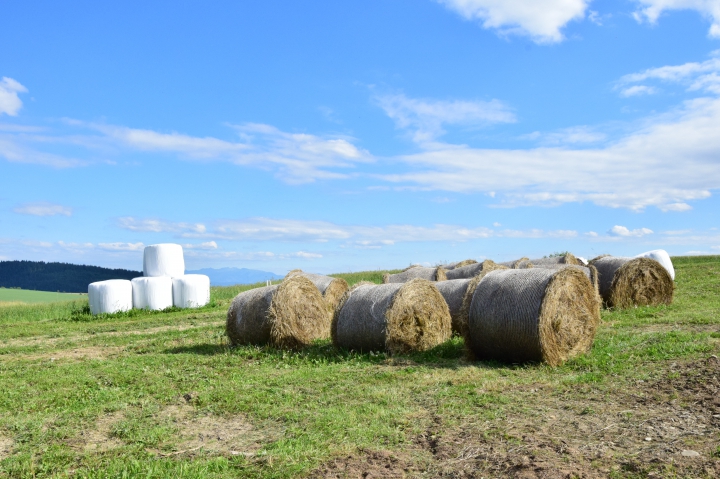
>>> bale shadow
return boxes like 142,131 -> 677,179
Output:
164,344 -> 229,355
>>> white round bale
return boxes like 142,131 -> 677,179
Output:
132,276 -> 173,310
88,279 -> 133,315
634,249 -> 675,280
172,274 -> 210,308
143,243 -> 185,277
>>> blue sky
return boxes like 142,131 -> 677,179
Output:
1,0 -> 719,274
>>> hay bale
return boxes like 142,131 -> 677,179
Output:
88,279 -> 133,315
465,268 -> 600,366
635,249 -> 675,280
285,270 -> 349,316
441,259 -> 478,270
497,257 -> 531,269
131,276 -> 173,310
589,256 -> 674,308
226,275 -> 328,349
434,279 -> 472,335
172,274 -> 210,308
332,278 -> 451,354
524,253 -> 581,267
445,259 -> 502,280
143,243 -> 185,277
383,266 -> 446,283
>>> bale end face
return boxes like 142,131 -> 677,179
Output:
269,275 -> 330,349
609,257 -> 675,309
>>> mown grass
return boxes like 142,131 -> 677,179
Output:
0,259 -> 718,478
0,288 -> 86,305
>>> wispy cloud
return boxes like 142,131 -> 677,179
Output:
633,0 -> 720,38
620,85 -> 659,97
617,51 -> 720,95
0,77 -> 27,116
375,92 -> 515,145
436,0 -> 591,43
608,225 -> 654,237
117,217 -> 207,234
14,202 -> 72,217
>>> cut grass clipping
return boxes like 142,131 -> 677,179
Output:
226,274 -> 328,349
445,259 -> 503,280
382,266 -> 446,283
590,255 -> 674,309
465,268 -> 600,366
285,270 -> 349,319
332,278 -> 451,354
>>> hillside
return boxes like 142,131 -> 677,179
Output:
0,261 -> 141,293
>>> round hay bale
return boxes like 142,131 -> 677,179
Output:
172,274 -> 211,309
498,257 -> 531,269
143,243 -> 185,278
226,275 -> 328,349
131,276 -> 173,311
434,278 -> 472,335
456,265 -> 509,337
285,270 -> 349,317
634,249 -> 675,280
526,253 -> 581,267
88,279 -> 133,315
441,259 -> 478,270
445,259 -> 501,280
383,266 -> 446,283
465,268 -> 600,366
589,256 -> 674,308
332,278 -> 451,354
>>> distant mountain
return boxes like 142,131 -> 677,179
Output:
187,268 -> 283,286
0,260 -> 141,293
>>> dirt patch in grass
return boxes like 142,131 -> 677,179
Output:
0,434 -> 14,460
68,410 -> 125,453
409,356 -> 720,478
152,399 -> 284,457
310,449 -> 423,478
6,346 -> 124,362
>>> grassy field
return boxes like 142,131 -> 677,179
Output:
0,288 -> 86,305
0,259 -> 718,478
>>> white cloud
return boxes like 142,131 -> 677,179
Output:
97,242 -> 145,251
633,0 -> 720,38
436,0 -> 591,43
0,77 -> 27,116
14,202 -> 72,217
376,92 -> 515,144
381,94 -> 720,211
541,126 -> 607,144
620,85 -> 659,97
608,225 -> 654,237
117,217 -> 207,234
0,138 -> 87,168
659,202 -> 693,211
182,241 -> 218,250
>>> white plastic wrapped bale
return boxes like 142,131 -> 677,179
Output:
132,276 -> 173,311
143,243 -> 185,278
88,279 -> 133,315
635,249 -> 675,280
172,274 -> 211,308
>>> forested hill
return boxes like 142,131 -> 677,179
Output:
0,261 -> 141,293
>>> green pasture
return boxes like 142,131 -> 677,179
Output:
0,258 -> 718,478
0,288 -> 86,305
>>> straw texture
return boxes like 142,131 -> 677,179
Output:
445,259 -> 502,280
523,253 -> 581,267
465,268 -> 600,366
285,270 -> 349,317
497,257 -> 531,269
383,266 -> 446,283
441,259 -> 478,271
590,256 -> 674,308
434,278 -> 472,335
226,275 -> 329,349
332,279 -> 451,354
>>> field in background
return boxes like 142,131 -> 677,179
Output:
0,258 -> 718,478
0,287 -> 87,305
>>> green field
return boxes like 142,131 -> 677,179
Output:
0,259 -> 718,478
0,288 -> 87,305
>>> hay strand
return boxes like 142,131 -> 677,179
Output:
497,257 -> 531,269
589,256 -> 674,308
226,275 -> 329,349
332,278 -> 451,354
465,268 -> 600,366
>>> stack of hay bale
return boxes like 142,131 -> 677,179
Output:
87,244 -> 211,315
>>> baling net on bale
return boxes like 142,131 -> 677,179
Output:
434,279 -> 472,335
521,253 -> 581,267
589,256 -> 674,309
284,270 -> 349,318
445,259 -> 502,280
497,257 -> 531,269
465,268 -> 600,366
383,266 -> 447,283
440,259 -> 478,271
226,275 -> 329,349
332,278 -> 452,354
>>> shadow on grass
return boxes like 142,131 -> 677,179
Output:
164,343 -> 229,355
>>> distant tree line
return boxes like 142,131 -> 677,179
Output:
0,261 -> 141,293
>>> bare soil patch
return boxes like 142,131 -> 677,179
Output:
311,449 -> 422,478
0,434 -> 14,460
4,346 -> 124,362
67,410 -> 125,453
152,399 -> 284,457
